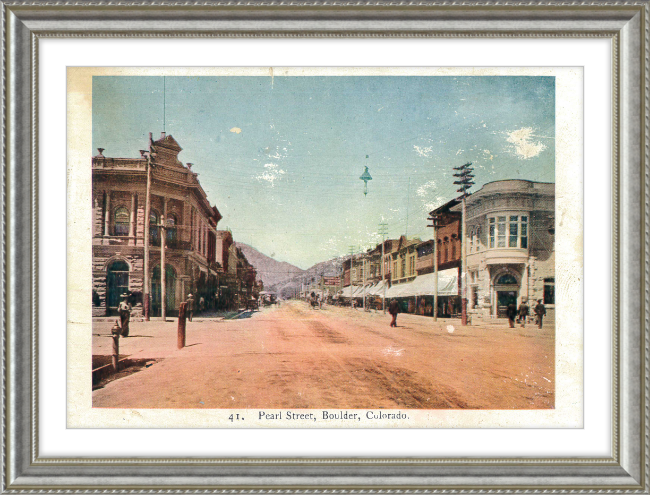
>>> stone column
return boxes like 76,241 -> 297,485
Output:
204,223 -> 208,257
195,209 -> 199,252
92,195 -> 100,237
183,201 -> 192,244
104,191 -> 111,237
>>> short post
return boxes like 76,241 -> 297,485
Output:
178,302 -> 187,350
111,320 -> 121,373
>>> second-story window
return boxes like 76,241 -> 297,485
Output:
166,214 -> 178,245
488,215 -> 528,249
149,210 -> 160,245
114,207 -> 129,236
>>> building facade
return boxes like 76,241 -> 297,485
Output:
450,180 -> 555,319
92,133 -> 222,317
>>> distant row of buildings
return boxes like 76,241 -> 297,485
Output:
306,179 -> 555,321
92,133 -> 260,317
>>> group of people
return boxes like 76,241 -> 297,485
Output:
506,299 -> 547,329
385,297 -> 547,329
184,293 -> 207,321
310,292 -> 324,309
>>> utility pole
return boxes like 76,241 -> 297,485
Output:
427,214 -> 441,321
160,199 -> 168,321
348,246 -> 355,302
143,148 -> 152,321
378,222 -> 389,314
453,162 -> 475,326
361,254 -> 366,311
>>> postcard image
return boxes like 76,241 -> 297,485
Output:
68,67 -> 583,428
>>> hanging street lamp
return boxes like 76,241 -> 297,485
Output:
359,165 -> 372,197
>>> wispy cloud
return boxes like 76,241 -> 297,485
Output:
416,180 -> 437,198
416,180 -> 446,212
413,145 -> 433,157
505,127 -> 546,159
255,163 -> 285,187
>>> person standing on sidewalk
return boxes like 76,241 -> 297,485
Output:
186,293 -> 195,322
534,299 -> 546,329
518,298 -> 530,328
117,293 -> 132,337
389,299 -> 400,327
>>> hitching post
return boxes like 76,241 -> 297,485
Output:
178,302 -> 187,349
111,320 -> 121,373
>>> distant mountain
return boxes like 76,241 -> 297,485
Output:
233,242 -> 305,288
267,255 -> 347,299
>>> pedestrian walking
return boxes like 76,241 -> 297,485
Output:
117,293 -> 132,337
506,301 -> 518,328
534,299 -> 546,329
389,299 -> 400,327
186,293 -> 195,322
199,296 -> 205,313
518,298 -> 530,328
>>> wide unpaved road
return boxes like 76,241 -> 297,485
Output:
93,301 -> 554,409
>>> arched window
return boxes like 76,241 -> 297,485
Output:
496,273 -> 518,285
166,214 -> 178,245
149,210 -> 160,245
113,207 -> 129,236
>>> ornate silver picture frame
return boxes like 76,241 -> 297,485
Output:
3,1 -> 647,491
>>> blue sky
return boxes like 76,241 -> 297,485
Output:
93,75 -> 555,269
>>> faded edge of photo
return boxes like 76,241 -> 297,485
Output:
67,66 -> 583,429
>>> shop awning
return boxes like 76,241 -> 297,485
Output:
339,285 -> 361,298
384,269 -> 459,298
367,280 -> 388,296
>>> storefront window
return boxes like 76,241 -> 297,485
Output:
544,277 -> 555,304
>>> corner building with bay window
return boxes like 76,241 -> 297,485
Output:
92,132 -> 222,317
451,180 -> 555,322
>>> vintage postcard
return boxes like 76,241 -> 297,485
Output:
67,67 -> 583,428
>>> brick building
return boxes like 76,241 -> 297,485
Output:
92,132 -> 222,317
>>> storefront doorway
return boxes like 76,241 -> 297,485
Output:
106,260 -> 129,316
494,272 -> 519,318
496,290 -> 518,318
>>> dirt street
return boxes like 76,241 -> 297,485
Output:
92,301 -> 554,409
